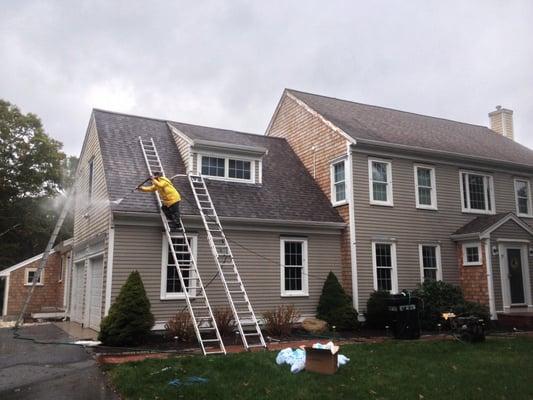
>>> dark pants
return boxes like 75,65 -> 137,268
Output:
162,201 -> 181,227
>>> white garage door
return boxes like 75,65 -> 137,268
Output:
86,256 -> 103,331
71,262 -> 86,323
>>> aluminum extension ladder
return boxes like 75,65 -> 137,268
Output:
139,137 -> 225,355
188,173 -> 266,350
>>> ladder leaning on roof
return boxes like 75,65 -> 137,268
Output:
138,137 -> 225,356
188,174 -> 267,351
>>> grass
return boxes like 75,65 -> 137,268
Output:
107,336 -> 533,400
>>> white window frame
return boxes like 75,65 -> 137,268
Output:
418,244 -> 442,282
280,237 -> 308,297
459,170 -> 495,215
368,158 -> 394,206
330,159 -> 348,206
514,178 -> 532,217
198,152 -> 256,183
24,268 -> 43,286
414,164 -> 438,210
372,241 -> 398,293
160,233 -> 198,300
462,242 -> 482,266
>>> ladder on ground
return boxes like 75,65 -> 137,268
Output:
188,173 -> 266,351
139,137 -> 225,356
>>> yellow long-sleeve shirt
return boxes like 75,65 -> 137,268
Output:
138,176 -> 181,207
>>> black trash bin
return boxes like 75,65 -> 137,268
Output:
387,294 -> 421,339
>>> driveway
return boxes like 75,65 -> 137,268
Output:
0,324 -> 118,399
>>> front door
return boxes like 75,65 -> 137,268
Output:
507,248 -> 525,305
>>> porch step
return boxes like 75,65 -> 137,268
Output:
497,311 -> 533,330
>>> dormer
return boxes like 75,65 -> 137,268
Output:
168,122 -> 267,184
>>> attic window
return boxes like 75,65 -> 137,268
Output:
199,154 -> 255,183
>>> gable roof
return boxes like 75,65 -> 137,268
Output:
451,213 -> 533,240
285,89 -> 533,170
92,110 -> 343,224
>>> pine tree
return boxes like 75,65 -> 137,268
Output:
317,271 -> 359,330
98,271 -> 154,346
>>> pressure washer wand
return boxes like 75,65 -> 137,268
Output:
131,177 -> 152,192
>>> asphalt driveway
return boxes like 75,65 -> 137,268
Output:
0,324 -> 118,399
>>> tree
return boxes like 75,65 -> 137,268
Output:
99,271 -> 155,346
317,271 -> 359,330
0,99 -> 70,268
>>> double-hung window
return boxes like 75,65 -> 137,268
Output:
201,156 -> 225,177
200,155 -> 253,183
462,242 -> 482,266
372,242 -> 397,292
460,171 -> 495,214
280,238 -> 308,296
161,234 -> 197,299
515,179 -> 532,217
414,165 -> 437,209
369,158 -> 393,206
419,244 -> 441,282
331,160 -> 347,205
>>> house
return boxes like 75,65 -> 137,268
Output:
267,89 -> 533,319
1,239 -> 73,320
69,110 -> 345,331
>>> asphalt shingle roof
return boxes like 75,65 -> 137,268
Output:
453,213 -> 511,235
288,89 -> 533,169
93,110 -> 343,223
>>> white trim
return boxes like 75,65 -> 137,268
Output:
0,252 -> 54,277
462,242 -> 482,266
197,152 -> 257,184
63,252 -> 72,311
498,243 -> 532,308
2,276 -> 9,317
330,158 -> 348,206
160,233 -> 198,300
418,244 -> 442,282
24,268 -> 44,286
372,241 -> 398,293
514,178 -> 533,217
280,237 -> 309,297
368,158 -> 394,206
347,143 -> 359,311
497,238 -> 531,243
104,224 -> 115,316
483,238 -> 497,319
459,170 -> 496,215
414,164 -> 438,210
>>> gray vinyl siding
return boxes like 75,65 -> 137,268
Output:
352,149 -> 533,310
490,220 -> 533,311
111,224 -> 342,323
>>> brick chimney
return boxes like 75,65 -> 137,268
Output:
488,105 -> 514,140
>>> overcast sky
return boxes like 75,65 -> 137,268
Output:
1,0 -> 532,155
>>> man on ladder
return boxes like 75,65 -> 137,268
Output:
137,172 -> 182,231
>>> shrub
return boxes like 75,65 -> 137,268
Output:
413,280 -> 490,330
165,311 -> 195,342
365,290 -> 392,329
262,305 -> 300,337
213,308 -> 235,337
98,271 -> 154,346
317,271 -> 359,330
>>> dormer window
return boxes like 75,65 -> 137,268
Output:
201,156 -> 225,177
199,154 -> 255,183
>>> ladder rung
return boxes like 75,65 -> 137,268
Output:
244,333 -> 261,336
247,344 -> 266,348
202,339 -> 222,343
205,351 -> 225,355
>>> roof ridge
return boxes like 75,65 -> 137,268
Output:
286,88 -> 493,131
168,120 -> 286,141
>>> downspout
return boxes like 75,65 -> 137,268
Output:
346,141 -> 359,311
104,221 -> 115,316
483,238 -> 497,319
2,276 -> 9,318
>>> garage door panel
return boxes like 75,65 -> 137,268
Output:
87,257 -> 103,330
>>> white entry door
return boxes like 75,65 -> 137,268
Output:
86,256 -> 103,331
71,261 -> 86,323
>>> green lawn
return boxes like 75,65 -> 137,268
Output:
107,337 -> 533,400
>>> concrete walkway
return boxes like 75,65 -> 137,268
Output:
0,324 -> 117,400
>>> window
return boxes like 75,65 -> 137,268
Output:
161,234 -> 197,299
515,179 -> 532,216
419,244 -> 441,282
460,171 -> 495,214
199,154 -> 255,182
331,160 -> 347,205
462,242 -> 482,266
280,238 -> 308,296
88,159 -> 94,202
368,158 -> 393,206
25,268 -> 43,286
372,242 -> 397,292
414,165 -> 437,209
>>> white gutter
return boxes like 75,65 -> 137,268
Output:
483,238 -> 497,320
2,276 -> 9,318
346,142 -> 359,311
104,222 -> 115,316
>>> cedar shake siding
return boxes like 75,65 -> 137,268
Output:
267,92 -> 354,291
457,242 -> 489,306
111,222 -> 343,323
